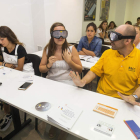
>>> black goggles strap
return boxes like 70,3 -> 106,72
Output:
121,36 -> 135,39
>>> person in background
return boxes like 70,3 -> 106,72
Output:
134,17 -> 140,26
70,24 -> 140,107
108,21 -> 117,34
39,22 -> 82,140
125,21 -> 132,25
77,22 -> 102,57
134,25 -> 140,50
0,26 -> 34,132
96,20 -> 108,39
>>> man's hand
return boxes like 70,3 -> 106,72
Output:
117,92 -> 140,106
69,71 -> 86,87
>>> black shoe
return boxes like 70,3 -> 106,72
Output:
0,114 -> 12,131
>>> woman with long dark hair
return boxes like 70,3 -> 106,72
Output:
108,21 -> 117,33
96,20 -> 108,39
0,26 -> 34,131
39,22 -> 82,140
39,22 -> 82,85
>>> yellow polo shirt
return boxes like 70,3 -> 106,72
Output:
90,45 -> 140,98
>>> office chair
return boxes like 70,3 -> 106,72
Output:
101,45 -> 110,55
69,43 -> 78,49
24,54 -> 41,130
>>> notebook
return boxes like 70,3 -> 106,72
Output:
47,103 -> 82,130
124,120 -> 140,139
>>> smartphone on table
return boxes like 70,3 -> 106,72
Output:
18,82 -> 33,90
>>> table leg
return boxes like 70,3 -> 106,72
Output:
0,106 -> 32,140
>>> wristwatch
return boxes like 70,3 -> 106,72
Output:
132,94 -> 139,101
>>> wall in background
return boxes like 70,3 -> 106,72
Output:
114,0 -> 127,26
82,0 -> 140,36
130,0 -> 140,24
31,0 -> 47,51
44,0 -> 84,45
0,0 -> 84,52
0,0 -> 35,53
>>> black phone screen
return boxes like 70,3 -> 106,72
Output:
19,82 -> 32,89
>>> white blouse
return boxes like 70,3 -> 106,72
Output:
46,45 -> 75,86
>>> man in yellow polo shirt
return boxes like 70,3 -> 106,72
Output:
70,24 -> 140,106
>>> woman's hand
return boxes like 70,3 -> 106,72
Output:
48,56 -> 57,68
69,71 -> 86,87
5,63 -> 16,69
62,49 -> 72,64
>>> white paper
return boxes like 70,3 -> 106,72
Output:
79,55 -> 99,63
129,105 -> 140,118
18,74 -> 34,82
47,103 -> 82,130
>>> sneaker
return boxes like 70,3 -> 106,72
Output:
0,115 -> 6,127
0,114 -> 12,131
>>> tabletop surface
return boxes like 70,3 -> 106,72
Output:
0,67 -> 140,140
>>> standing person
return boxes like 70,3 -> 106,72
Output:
96,20 -> 108,39
108,21 -> 117,34
134,17 -> 140,26
77,22 -> 102,57
39,22 -> 82,140
70,24 -> 140,106
134,25 -> 140,50
0,26 -> 34,131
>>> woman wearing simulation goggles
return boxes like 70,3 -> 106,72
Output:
39,22 -> 82,139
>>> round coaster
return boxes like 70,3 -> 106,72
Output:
35,102 -> 51,111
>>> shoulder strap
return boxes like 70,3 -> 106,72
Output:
15,44 -> 19,56
1,47 -> 4,52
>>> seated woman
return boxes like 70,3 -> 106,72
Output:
96,20 -> 108,39
39,22 -> 82,139
108,21 -> 117,34
77,22 -> 102,57
125,21 -> 132,25
134,25 -> 140,49
0,26 -> 34,131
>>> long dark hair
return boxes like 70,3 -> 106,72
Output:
98,20 -> 108,32
0,26 -> 24,46
44,22 -> 70,63
108,21 -> 117,28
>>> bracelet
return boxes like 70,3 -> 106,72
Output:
46,64 -> 50,69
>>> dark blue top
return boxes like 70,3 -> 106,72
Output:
77,36 -> 102,57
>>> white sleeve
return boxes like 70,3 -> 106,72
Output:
97,28 -> 102,34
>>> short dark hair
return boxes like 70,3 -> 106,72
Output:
137,17 -> 140,21
125,21 -> 132,25
86,22 -> 97,32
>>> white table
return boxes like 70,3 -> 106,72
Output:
0,67 -> 140,140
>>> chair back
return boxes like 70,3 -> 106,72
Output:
27,54 -> 41,76
101,45 -> 110,54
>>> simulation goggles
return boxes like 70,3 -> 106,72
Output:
109,31 -> 135,41
51,30 -> 68,39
